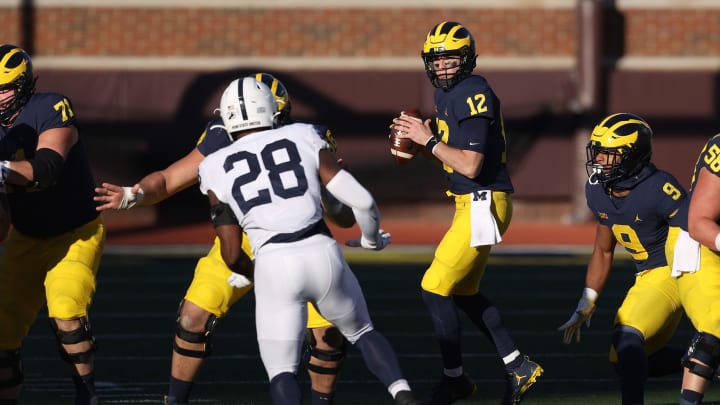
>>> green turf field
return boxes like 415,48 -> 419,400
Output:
16,248 -> 716,404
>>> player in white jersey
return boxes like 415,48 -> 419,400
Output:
197,77 -> 418,405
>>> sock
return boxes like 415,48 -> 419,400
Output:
612,329 -> 647,405
73,373 -> 98,405
355,329 -> 405,387
168,376 -> 194,404
310,388 -> 334,404
270,372 -> 302,405
504,351 -> 523,370
388,379 -> 411,397
454,292 -> 519,361
443,366 -> 463,378
421,290 -> 463,369
680,389 -> 703,404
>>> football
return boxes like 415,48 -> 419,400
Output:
389,109 -> 422,165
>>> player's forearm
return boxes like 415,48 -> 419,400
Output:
136,170 -> 196,206
585,253 -> 612,294
689,216 -> 720,252
431,144 -> 484,178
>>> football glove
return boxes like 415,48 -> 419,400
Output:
118,186 -> 144,210
558,287 -> 598,344
346,229 -> 391,251
0,160 -> 10,192
227,272 -> 253,289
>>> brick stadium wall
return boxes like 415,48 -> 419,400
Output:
0,3 -> 718,59
0,1 -> 718,226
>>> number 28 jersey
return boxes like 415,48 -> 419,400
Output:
198,123 -> 331,253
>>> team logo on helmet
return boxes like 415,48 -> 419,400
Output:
219,77 -> 278,140
254,72 -> 292,126
586,113 -> 653,189
421,21 -> 477,90
0,44 -> 36,125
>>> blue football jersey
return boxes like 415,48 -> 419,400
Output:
433,75 -> 513,194
586,166 -> 686,271
672,133 -> 720,231
0,92 -> 98,237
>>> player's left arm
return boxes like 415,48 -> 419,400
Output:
689,166 -> 720,251
4,125 -> 77,188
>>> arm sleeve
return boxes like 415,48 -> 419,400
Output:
325,169 -> 380,244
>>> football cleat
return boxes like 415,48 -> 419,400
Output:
163,395 -> 188,405
425,373 -> 477,404
501,356 -> 544,405
395,390 -> 421,405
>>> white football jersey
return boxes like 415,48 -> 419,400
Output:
199,122 -> 331,254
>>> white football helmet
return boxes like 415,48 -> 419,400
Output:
219,77 -> 278,138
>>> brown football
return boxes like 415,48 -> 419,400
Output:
389,109 -> 422,165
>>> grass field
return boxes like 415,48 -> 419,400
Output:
15,247 -> 717,404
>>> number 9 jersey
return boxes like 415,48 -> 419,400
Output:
585,163 -> 686,271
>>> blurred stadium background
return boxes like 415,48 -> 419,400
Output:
1,0 -> 718,238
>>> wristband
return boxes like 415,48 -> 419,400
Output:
119,186 -> 145,210
715,232 -> 720,252
425,136 -> 439,155
582,287 -> 599,303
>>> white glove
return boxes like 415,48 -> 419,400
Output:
558,287 -> 598,344
227,272 -> 253,289
346,229 -> 391,250
118,187 -> 144,210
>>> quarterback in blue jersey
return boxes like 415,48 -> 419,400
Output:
674,133 -> 720,405
558,113 -> 686,405
393,21 -> 542,405
94,74 -> 354,405
0,45 -> 104,405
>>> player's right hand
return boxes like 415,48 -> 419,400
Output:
94,182 -> 144,211
558,287 -> 598,344
346,229 -> 391,251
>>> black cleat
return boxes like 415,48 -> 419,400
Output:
163,395 -> 188,405
425,373 -> 477,404
395,390 -> 421,405
501,356 -> 543,405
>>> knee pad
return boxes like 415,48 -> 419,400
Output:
304,327 -> 346,375
49,317 -> 96,365
173,300 -> 219,359
683,331 -> 720,380
0,349 -> 23,389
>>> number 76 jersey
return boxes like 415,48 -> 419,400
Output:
198,122 -> 331,253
